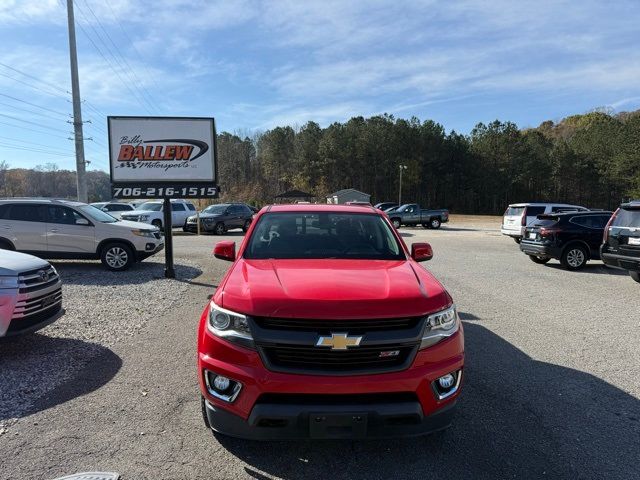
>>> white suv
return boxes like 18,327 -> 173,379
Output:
501,202 -> 588,243
0,199 -> 164,271
0,249 -> 64,337
120,199 -> 196,229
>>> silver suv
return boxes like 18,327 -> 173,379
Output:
0,198 -> 164,271
0,249 -> 64,337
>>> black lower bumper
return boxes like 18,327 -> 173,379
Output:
2,307 -> 65,338
204,398 -> 456,440
520,242 -> 558,258
137,243 -> 164,260
601,251 -> 640,272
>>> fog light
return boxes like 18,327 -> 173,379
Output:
438,374 -> 455,389
213,375 -> 230,391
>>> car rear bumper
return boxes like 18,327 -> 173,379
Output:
519,242 -> 559,258
501,227 -> 523,237
204,396 -> 456,440
601,250 -> 640,272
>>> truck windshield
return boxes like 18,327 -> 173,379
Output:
395,205 -> 411,212
137,202 -> 163,212
244,212 -> 405,260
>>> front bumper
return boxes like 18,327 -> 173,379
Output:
601,250 -> 640,272
137,242 -> 164,260
204,395 -> 457,440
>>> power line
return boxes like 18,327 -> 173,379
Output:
0,120 -> 71,139
73,1 -> 154,114
0,71 -> 68,99
81,0 -> 160,114
0,113 -> 71,134
0,135 -> 75,151
0,101 -> 69,122
0,142 -> 75,157
104,0 -> 164,97
0,61 -> 69,95
0,93 -> 69,117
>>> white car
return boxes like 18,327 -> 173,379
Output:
120,199 -> 196,229
501,202 -> 588,243
90,202 -> 135,219
0,249 -> 64,337
0,199 -> 164,271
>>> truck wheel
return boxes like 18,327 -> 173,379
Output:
529,255 -> 550,264
101,242 -> 134,271
630,271 -> 640,284
430,218 -> 441,229
214,222 -> 226,235
561,245 -> 587,270
242,220 -> 251,233
152,219 -> 162,229
391,218 -> 401,229
201,396 -> 211,429
0,239 -> 14,250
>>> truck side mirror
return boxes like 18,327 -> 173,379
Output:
411,242 -> 433,262
213,241 -> 236,261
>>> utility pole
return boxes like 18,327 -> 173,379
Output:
66,0 -> 88,203
398,164 -> 407,205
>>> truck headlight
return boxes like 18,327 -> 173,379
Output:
420,305 -> 459,349
131,229 -> 155,238
0,276 -> 19,289
207,302 -> 254,349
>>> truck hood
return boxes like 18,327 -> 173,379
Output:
218,259 -> 450,319
122,209 -> 158,216
0,250 -> 49,276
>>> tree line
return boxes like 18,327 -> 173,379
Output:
2,109 -> 639,214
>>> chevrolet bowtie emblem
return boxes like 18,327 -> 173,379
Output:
316,332 -> 363,350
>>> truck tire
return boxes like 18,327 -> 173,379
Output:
529,255 -> 550,264
100,242 -> 134,271
630,271 -> 640,284
0,239 -> 15,250
429,218 -> 441,229
391,218 -> 401,229
152,219 -> 162,229
560,244 -> 587,270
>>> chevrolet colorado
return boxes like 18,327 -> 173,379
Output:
197,204 -> 464,439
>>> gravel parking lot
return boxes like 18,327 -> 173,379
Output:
1,218 -> 639,480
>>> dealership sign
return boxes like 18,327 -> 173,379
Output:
108,116 -> 219,198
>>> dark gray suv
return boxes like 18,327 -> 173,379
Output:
601,200 -> 640,284
184,203 -> 254,235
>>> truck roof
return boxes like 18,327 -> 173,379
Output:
266,204 -> 378,214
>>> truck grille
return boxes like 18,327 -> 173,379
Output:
254,316 -> 420,334
7,303 -> 62,334
18,266 -> 59,294
260,344 -> 417,374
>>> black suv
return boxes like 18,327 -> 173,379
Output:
184,203 -> 254,235
519,210 -> 613,270
601,201 -> 640,283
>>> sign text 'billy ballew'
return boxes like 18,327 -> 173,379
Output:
116,135 -> 209,172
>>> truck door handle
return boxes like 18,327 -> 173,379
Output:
50,228 -> 59,233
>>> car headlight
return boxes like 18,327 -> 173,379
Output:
207,302 -> 254,349
420,305 -> 459,349
131,229 -> 155,238
0,276 -> 19,289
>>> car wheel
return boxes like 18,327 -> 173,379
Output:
0,239 -> 14,250
561,245 -> 587,270
214,222 -> 226,235
152,219 -> 162,229
514,237 -> 521,244
242,219 -> 251,233
529,255 -> 550,264
430,218 -> 441,229
391,218 -> 401,229
101,243 -> 134,271
630,271 -> 640,283
201,396 -> 211,429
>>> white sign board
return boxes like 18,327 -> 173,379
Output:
108,116 -> 218,198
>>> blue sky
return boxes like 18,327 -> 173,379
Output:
1,0 -> 639,172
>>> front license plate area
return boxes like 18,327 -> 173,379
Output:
628,237 -> 640,246
309,412 -> 368,439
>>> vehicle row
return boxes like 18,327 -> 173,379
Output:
502,201 -> 640,284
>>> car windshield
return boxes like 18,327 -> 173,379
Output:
203,205 -> 228,214
78,205 -> 118,223
137,202 -> 163,212
244,212 -> 405,260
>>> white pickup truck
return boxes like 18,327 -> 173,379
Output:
120,199 -> 196,229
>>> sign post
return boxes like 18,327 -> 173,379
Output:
107,116 -> 219,278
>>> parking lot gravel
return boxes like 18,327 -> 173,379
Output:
0,258 -> 201,427
1,222 -> 639,480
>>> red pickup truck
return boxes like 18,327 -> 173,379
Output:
197,204 -> 464,439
